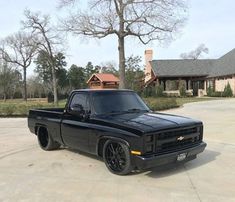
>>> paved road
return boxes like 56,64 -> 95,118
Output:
0,99 -> 235,202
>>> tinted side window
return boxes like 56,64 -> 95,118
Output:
70,93 -> 89,111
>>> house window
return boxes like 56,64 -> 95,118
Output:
197,81 -> 204,89
208,80 -> 215,89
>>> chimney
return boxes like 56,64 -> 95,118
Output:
144,49 -> 153,83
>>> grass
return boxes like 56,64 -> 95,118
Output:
0,96 -> 228,117
0,99 -> 66,117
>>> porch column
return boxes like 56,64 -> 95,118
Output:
204,80 -> 207,90
163,80 -> 166,91
186,79 -> 189,90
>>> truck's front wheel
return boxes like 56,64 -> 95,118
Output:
103,140 -> 133,175
37,127 -> 60,151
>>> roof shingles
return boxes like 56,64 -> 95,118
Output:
151,49 -> 235,78
87,73 -> 119,83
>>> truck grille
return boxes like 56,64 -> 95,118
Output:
145,126 -> 202,155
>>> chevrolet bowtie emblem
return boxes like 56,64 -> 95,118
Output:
177,136 -> 184,141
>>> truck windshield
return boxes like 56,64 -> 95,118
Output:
92,91 -> 150,115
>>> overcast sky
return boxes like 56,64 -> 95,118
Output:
0,0 -> 235,72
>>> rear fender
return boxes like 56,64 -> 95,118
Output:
35,124 -> 47,136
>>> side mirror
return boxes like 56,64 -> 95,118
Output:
67,104 -> 90,120
70,104 -> 85,115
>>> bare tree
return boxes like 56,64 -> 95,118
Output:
60,0 -> 187,89
27,75 -> 45,99
0,32 -> 38,101
0,58 -> 21,101
99,60 -> 118,74
180,44 -> 209,59
22,9 -> 64,105
0,59 -> 11,101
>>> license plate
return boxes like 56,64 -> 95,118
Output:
177,153 -> 187,161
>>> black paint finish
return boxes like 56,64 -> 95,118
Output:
28,89 -> 206,169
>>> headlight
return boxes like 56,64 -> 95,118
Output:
145,135 -> 154,153
146,135 -> 153,143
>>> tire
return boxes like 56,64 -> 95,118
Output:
103,140 -> 133,175
37,127 -> 60,151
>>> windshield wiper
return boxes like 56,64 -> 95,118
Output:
127,108 -> 149,113
107,110 -> 126,115
106,109 -> 149,115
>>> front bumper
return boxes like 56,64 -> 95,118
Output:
133,142 -> 207,170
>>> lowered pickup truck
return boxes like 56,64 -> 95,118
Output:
28,89 -> 206,175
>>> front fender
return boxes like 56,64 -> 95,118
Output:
96,133 -> 143,158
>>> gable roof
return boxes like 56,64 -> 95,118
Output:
151,48 -> 235,78
210,48 -> 235,77
151,59 -> 214,77
87,73 -> 119,83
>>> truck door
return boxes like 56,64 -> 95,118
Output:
61,92 -> 90,152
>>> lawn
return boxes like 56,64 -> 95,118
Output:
0,96 -> 226,117
0,99 -> 66,117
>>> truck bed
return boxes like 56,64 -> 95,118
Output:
28,108 -> 65,144
29,108 -> 65,114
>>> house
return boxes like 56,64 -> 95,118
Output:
87,73 -> 119,89
144,49 -> 235,96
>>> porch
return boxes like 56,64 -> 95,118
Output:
151,76 -> 208,97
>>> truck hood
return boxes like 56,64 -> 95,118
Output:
92,112 -> 202,134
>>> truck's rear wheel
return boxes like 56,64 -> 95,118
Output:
103,140 -> 133,175
37,127 -> 60,151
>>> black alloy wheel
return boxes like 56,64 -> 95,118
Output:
103,140 -> 133,175
37,127 -> 60,151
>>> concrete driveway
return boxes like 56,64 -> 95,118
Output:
0,99 -> 235,202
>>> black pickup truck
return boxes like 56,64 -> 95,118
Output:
28,89 -> 206,175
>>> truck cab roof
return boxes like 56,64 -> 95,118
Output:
71,89 -> 135,93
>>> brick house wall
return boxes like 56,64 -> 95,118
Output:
215,76 -> 235,94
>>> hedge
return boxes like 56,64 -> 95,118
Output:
143,97 -> 179,111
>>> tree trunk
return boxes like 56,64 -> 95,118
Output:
23,66 -> 27,102
51,65 -> 58,105
118,36 -> 125,89
3,92 -> 6,102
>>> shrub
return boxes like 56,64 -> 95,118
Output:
178,80 -> 186,97
155,85 -> 164,97
222,83 -> 233,97
179,86 -> 186,97
1,105 -> 16,116
207,83 -> 233,97
212,91 -> 223,97
142,86 -> 156,98
207,86 -> 214,96
142,84 -> 165,98
143,97 -> 179,111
